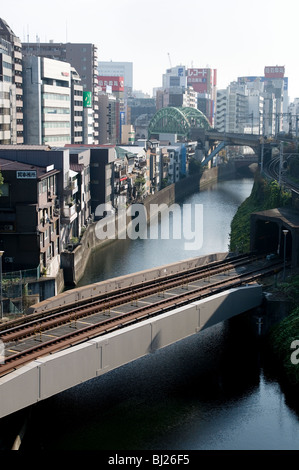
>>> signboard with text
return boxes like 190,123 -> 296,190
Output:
98,76 -> 124,92
83,91 -> 92,108
16,170 -> 37,179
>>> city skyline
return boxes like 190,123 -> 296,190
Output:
3,0 -> 299,100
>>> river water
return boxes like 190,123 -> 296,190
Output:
18,178 -> 299,450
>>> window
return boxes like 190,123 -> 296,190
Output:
1,183 -> 9,197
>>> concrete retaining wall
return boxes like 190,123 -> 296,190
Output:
28,252 -> 229,314
0,283 -> 262,418
60,163 -> 236,286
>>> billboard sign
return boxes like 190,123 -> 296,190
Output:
83,91 -> 92,108
16,170 -> 37,179
264,66 -> 285,78
187,68 -> 211,93
98,76 -> 124,92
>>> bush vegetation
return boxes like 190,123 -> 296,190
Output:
229,175 -> 291,252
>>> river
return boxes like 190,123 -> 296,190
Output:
14,178 -> 299,450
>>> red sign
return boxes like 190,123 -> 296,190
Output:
264,66 -> 285,78
98,76 -> 124,92
187,68 -> 216,94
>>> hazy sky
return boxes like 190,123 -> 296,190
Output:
4,0 -> 299,100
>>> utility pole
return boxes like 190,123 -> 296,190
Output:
279,141 -> 283,186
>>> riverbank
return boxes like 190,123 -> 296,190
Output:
60,162 -> 237,288
228,173 -> 299,388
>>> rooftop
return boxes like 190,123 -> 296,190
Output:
252,207 -> 299,229
0,158 -> 59,179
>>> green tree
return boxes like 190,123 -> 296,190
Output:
0,172 -> 3,195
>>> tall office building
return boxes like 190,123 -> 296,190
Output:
98,61 -> 133,98
187,68 -> 217,125
238,66 -> 289,134
215,83 -> 249,134
0,18 -> 23,144
23,56 -> 72,146
158,65 -> 197,111
23,41 -> 99,143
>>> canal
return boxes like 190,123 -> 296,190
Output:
19,178 -> 299,450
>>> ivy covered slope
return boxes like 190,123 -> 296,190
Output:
269,278 -> 299,385
229,175 -> 291,253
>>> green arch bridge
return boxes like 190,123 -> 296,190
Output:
148,106 -> 211,139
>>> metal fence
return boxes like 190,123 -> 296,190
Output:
1,267 -> 40,318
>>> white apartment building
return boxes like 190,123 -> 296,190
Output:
162,65 -> 187,89
23,56 -> 72,146
215,84 -> 249,134
248,93 -> 264,134
289,98 -> 299,136
70,67 -> 83,144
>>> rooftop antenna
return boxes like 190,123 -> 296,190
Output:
167,52 -> 172,68
66,20 -> 68,42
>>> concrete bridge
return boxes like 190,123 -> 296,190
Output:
0,253 -> 264,419
199,130 -> 262,166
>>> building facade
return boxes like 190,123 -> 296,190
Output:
187,68 -> 217,125
215,83 -> 249,134
98,61 -> 133,98
23,56 -> 72,146
70,67 -> 84,144
23,41 -> 99,144
0,157 -> 60,275
0,18 -> 23,144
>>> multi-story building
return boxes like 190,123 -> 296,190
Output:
69,148 -> 91,237
98,61 -> 133,99
70,67 -> 84,144
23,55 -> 72,146
0,145 -> 76,250
98,92 -> 125,145
126,96 -> 156,126
238,67 -> 289,135
215,83 -> 249,134
22,41 -> 99,143
187,68 -> 217,125
66,145 -> 116,217
248,93 -> 264,134
0,18 -> 23,144
0,157 -> 60,276
89,146 -> 116,217
289,98 -> 299,136
162,65 -> 187,89
264,66 -> 289,133
157,66 -> 199,112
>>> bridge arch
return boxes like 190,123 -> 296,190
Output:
148,107 -> 211,139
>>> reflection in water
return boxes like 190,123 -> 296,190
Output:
78,179 -> 253,286
20,178 -> 299,450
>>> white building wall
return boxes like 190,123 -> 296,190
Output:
23,56 -> 72,146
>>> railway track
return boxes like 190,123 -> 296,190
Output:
0,254 -> 283,377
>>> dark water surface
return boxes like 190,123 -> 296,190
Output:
17,179 -> 299,450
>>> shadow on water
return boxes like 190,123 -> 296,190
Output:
5,177 -> 299,451
19,309 -> 299,451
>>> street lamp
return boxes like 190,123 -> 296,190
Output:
0,251 -> 4,319
282,230 -> 289,281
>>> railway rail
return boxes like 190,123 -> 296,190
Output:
0,253 -> 283,377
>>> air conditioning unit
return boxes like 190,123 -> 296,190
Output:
5,257 -> 14,263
